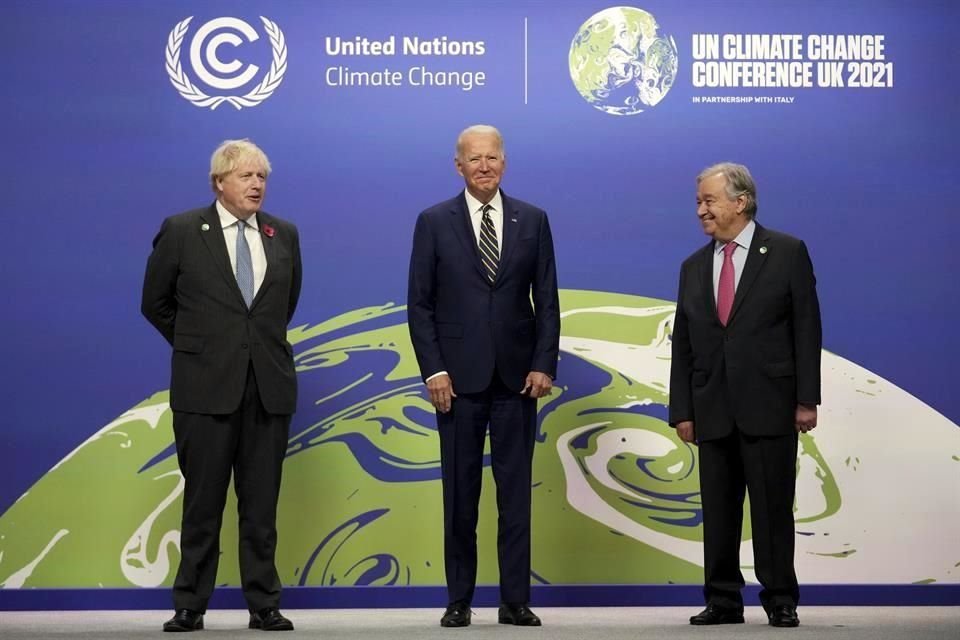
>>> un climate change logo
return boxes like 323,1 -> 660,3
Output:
165,16 -> 287,110
569,7 -> 678,115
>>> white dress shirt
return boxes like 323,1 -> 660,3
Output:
713,219 -> 755,302
217,200 -> 267,297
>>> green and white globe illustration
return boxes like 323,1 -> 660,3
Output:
569,7 -> 678,115
0,290 -> 958,589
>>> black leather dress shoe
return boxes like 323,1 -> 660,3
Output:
249,608 -> 294,631
689,604 -> 745,625
163,609 -> 204,632
498,604 -> 542,626
440,602 -> 471,627
768,605 -> 800,627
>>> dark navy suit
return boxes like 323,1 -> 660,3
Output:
407,191 -> 559,605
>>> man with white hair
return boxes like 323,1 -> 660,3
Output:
143,139 -> 302,632
670,162 -> 821,628
408,125 -> 560,628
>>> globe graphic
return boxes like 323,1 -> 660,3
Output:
1,291 -> 958,589
569,7 -> 679,115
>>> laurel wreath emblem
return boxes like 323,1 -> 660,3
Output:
165,16 -> 287,110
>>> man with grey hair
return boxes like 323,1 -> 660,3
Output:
408,125 -> 560,627
143,139 -> 302,632
669,162 -> 821,628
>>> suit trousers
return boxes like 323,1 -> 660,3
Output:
171,362 -> 291,613
698,426 -> 799,611
437,371 -> 538,606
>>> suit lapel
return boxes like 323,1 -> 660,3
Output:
496,192 -> 521,284
728,223 -> 770,324
449,194 -> 489,281
697,241 -> 717,324
250,212 -> 278,309
199,204 -> 247,308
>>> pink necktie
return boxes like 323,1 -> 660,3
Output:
717,242 -> 737,326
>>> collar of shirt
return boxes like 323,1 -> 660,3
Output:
216,200 -> 259,231
464,189 -> 504,253
715,219 -> 756,255
463,189 -> 504,223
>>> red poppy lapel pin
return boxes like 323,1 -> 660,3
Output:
262,223 -> 276,238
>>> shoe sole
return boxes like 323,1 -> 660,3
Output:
690,618 -> 744,625
249,623 -> 295,631
498,618 -> 542,626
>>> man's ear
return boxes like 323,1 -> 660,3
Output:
736,195 -> 747,214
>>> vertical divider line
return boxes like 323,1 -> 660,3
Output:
524,17 -> 529,105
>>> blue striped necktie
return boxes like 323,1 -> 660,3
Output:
235,221 -> 254,307
478,204 -> 499,284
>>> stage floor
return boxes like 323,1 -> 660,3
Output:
0,607 -> 957,639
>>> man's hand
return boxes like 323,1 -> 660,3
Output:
676,420 -> 696,444
795,404 -> 818,433
521,371 -> 553,399
427,374 -> 456,413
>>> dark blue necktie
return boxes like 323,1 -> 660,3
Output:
235,221 -> 254,307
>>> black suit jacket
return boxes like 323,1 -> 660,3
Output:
407,191 -> 560,394
142,204 -> 302,415
669,223 -> 821,440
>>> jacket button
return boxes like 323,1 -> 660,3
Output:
241,343 -> 248,349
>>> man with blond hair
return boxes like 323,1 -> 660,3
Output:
669,162 -> 821,628
408,125 -> 560,628
143,139 -> 302,632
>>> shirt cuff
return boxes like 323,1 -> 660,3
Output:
425,371 -> 448,383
